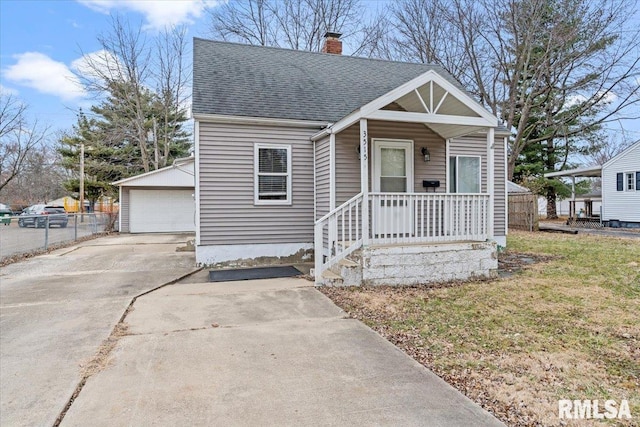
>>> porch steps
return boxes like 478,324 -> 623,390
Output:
322,256 -> 363,287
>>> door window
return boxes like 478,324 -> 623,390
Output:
380,147 -> 407,192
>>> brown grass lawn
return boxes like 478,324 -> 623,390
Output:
321,231 -> 640,426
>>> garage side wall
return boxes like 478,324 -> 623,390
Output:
197,121 -> 318,265
120,187 -> 130,232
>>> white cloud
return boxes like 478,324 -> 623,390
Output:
77,0 -> 221,30
3,52 -> 85,101
0,84 -> 19,96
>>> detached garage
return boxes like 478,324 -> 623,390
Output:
113,158 -> 195,233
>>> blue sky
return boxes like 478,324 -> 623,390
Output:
0,0 -> 212,132
1,0 -> 639,153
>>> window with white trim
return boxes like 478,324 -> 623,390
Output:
625,172 -> 635,191
449,155 -> 481,193
254,143 -> 292,204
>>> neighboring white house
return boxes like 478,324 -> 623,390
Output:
544,141 -> 639,227
602,141 -> 640,227
113,157 -> 195,233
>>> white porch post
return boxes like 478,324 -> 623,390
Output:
445,138 -> 450,192
328,133 -> 337,249
487,127 -> 495,239
329,133 -> 336,211
360,119 -> 370,245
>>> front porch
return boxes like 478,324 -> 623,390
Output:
314,192 -> 497,286
311,71 -> 503,286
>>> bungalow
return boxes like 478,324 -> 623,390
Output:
192,34 -> 509,286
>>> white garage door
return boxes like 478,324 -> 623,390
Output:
129,189 -> 195,233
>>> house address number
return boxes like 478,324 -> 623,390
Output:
361,129 -> 368,161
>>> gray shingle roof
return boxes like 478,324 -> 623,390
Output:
192,38 -> 470,123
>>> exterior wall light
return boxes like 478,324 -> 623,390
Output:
421,147 -> 431,162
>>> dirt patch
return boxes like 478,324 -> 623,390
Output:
498,251 -> 558,278
79,323 -> 130,377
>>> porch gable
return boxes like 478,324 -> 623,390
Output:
316,70 -> 498,140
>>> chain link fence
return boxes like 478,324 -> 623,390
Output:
0,212 -> 116,262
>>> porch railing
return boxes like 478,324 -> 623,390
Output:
369,193 -> 489,245
314,192 -> 490,281
314,193 -> 363,280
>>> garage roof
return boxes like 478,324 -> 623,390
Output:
113,157 -> 194,187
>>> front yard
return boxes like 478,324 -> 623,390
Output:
321,231 -> 639,426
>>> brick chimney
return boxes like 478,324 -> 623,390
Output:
321,32 -> 343,55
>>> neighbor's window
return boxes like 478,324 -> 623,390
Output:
449,156 -> 481,193
254,143 -> 292,204
625,172 -> 636,191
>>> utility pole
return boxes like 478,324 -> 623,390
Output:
79,143 -> 85,218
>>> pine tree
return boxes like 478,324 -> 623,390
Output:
58,80 -> 191,207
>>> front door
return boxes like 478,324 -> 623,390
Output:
372,139 -> 414,236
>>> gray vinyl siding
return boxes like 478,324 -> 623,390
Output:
450,134 -> 506,237
315,136 -> 331,220
198,121 -> 317,245
494,137 -> 506,237
335,121 -> 447,204
335,125 -> 361,204
120,187 -> 130,232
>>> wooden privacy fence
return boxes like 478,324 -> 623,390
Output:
508,193 -> 538,231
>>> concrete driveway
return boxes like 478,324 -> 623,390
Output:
60,274 -> 503,426
0,233 -> 198,426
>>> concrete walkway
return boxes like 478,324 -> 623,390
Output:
0,234 -> 198,426
61,275 -> 504,426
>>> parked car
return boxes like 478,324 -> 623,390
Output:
0,204 -> 12,225
18,205 -> 69,228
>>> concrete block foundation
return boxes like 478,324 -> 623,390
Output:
361,241 -> 497,286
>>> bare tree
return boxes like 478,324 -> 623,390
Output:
206,0 -> 388,54
209,0 -> 276,46
153,25 -> 191,168
75,15 -> 191,173
1,142 -> 65,205
0,92 -> 49,192
389,0 -> 640,180
587,138 -> 635,166
77,15 -> 155,172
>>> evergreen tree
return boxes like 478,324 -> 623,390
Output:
58,80 -> 190,207
507,0 -> 615,218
